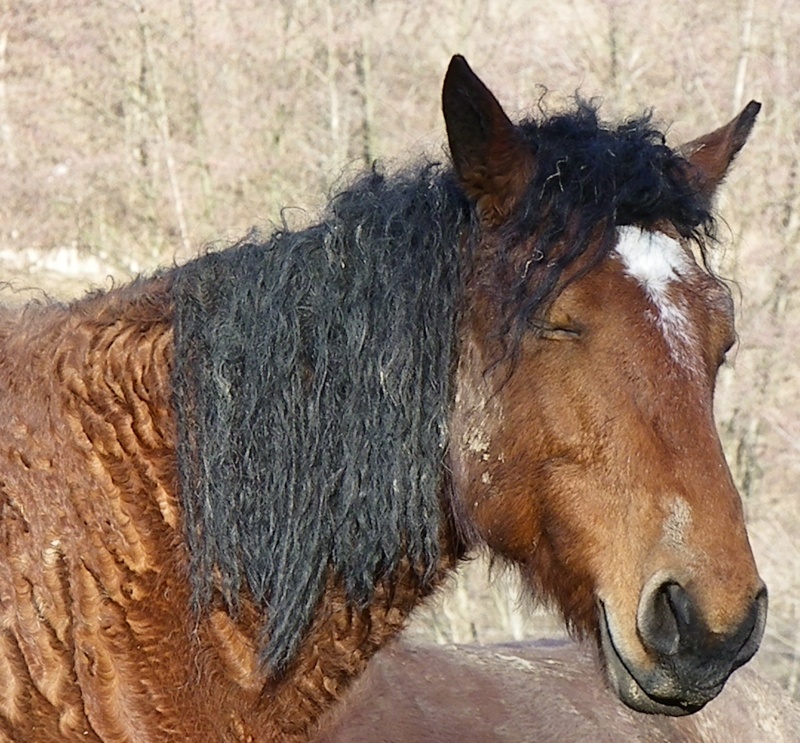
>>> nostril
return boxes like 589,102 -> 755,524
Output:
638,581 -> 694,657
664,582 -> 695,635
638,581 -> 767,667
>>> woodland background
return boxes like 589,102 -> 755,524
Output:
1,0 -> 798,699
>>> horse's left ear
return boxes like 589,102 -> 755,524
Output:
679,100 -> 761,197
442,55 -> 533,223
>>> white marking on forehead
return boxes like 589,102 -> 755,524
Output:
615,226 -> 693,289
614,226 -> 701,374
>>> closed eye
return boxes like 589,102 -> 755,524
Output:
528,319 -> 583,340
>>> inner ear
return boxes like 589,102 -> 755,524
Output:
679,100 -> 761,199
442,55 -> 534,223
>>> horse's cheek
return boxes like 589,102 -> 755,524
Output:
473,485 -> 542,561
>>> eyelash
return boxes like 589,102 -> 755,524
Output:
528,319 -> 582,340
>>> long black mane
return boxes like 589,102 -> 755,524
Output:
171,165 -> 470,672
169,100 -> 716,674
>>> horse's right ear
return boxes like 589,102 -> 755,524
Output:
442,56 -> 533,224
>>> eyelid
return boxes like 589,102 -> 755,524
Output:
528,319 -> 583,340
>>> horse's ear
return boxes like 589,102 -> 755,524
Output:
679,100 -> 761,197
442,55 -> 533,223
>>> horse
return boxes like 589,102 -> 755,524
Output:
0,55 -> 765,742
314,639 -> 800,743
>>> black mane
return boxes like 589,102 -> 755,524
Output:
169,101 -> 715,673
171,165 -> 469,672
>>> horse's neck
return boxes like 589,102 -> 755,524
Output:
265,552 -> 459,742
7,279 -> 463,742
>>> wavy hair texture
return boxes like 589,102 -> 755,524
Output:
170,101 -> 716,674
171,164 -> 470,673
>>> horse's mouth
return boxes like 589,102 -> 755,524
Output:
597,601 -> 717,716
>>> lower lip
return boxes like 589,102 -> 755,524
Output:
597,601 -> 704,716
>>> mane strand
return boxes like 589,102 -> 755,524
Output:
170,164 -> 469,672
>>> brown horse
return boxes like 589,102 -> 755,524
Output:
314,640 -> 799,743
0,56 -> 764,742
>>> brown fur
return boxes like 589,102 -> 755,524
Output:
449,245 -> 759,637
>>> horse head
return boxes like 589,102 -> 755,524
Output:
444,55 -> 766,715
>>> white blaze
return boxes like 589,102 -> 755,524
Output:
614,226 -> 700,374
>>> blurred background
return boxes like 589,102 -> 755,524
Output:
1,0 -> 798,699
